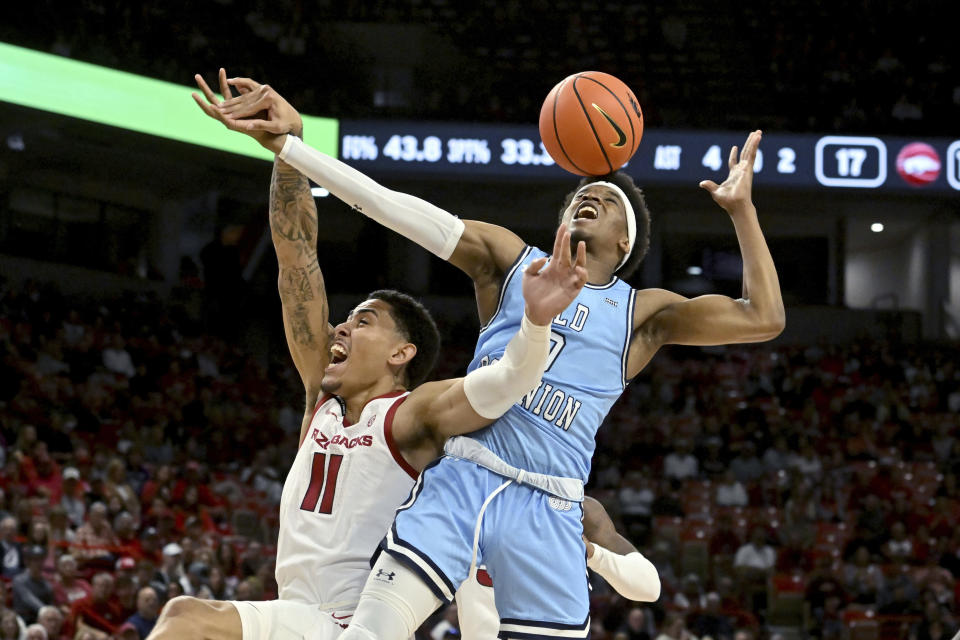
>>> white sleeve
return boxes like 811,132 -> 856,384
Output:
587,543 -> 661,602
462,314 -> 550,420
278,135 -> 465,259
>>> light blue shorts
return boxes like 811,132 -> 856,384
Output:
381,456 -> 590,638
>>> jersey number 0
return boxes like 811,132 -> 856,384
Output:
300,453 -> 343,514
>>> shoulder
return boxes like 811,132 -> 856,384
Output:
369,391 -> 409,413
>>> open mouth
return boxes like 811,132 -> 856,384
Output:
574,204 -> 599,220
329,343 -> 349,367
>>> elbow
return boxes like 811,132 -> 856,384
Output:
764,312 -> 786,339
753,307 -> 785,341
633,557 -> 661,603
641,577 -> 662,603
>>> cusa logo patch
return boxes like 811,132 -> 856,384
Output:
896,142 -> 940,186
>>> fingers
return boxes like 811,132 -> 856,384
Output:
525,257 -> 548,275
192,92 -> 226,123
574,265 -> 588,287
218,68 -> 233,102
575,240 -> 586,269
557,228 -> 573,269
699,180 -> 719,192
551,223 -> 567,262
220,86 -> 271,118
742,129 -> 762,165
221,82 -> 265,107
194,74 -> 220,105
220,94 -> 268,118
243,119 -> 286,134
728,145 -> 738,171
227,77 -> 261,92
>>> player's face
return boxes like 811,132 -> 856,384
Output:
322,299 -> 411,396
561,185 -> 628,259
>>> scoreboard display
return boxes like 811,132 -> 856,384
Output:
339,120 -> 959,195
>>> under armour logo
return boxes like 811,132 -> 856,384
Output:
375,569 -> 395,581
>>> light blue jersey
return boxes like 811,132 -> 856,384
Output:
382,245 -> 638,636
465,245 -> 637,482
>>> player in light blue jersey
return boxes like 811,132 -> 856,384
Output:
207,77 -> 785,639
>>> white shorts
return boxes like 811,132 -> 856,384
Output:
230,600 -> 354,640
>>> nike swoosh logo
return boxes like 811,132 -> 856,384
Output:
331,613 -> 353,620
592,103 -> 627,148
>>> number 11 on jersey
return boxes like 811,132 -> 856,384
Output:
300,453 -> 343,515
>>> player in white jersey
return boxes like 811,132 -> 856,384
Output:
147,71 -> 588,640
456,496 -> 661,639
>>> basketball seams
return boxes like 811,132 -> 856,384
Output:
550,77 -> 589,176
571,74 -> 614,175
579,73 -> 640,158
539,71 -> 642,176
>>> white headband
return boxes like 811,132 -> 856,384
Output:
574,181 -> 636,271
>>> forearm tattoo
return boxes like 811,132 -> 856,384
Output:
271,160 -> 327,350
269,160 -> 318,260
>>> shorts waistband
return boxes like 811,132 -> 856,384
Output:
444,436 -> 584,502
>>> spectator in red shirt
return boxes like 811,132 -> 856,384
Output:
73,503 -> 118,569
114,574 -> 137,621
52,554 -> 92,609
113,513 -> 138,556
23,444 -> 63,504
68,572 -> 122,637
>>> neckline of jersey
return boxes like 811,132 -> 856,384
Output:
584,276 -> 619,290
337,389 -> 407,426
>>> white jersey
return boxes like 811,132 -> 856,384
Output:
276,391 -> 418,610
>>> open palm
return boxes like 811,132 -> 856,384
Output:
521,224 -> 588,326
699,130 -> 762,213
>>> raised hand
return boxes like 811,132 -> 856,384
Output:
191,69 -> 297,154
217,79 -> 303,140
521,224 -> 588,326
699,129 -> 762,216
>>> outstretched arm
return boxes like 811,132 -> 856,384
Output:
627,131 -> 784,377
582,496 -> 661,602
392,225 -> 587,470
271,158 -> 332,443
194,71 -> 329,443
211,78 -> 526,324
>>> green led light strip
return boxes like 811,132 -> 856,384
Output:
0,41 -> 338,160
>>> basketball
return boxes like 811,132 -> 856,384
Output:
539,71 -> 644,176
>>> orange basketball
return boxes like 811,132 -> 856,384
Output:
539,71 -> 644,176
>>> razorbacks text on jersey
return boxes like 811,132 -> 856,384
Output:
276,391 -> 417,609
465,246 -> 636,481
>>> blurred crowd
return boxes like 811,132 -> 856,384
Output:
0,278 -> 303,639
2,0 -> 955,135
585,340 -> 960,639
2,272 -> 959,640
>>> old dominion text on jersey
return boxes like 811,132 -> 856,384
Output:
465,246 -> 636,482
